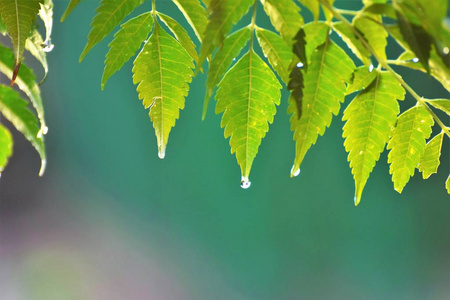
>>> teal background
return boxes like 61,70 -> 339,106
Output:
1,1 -> 449,299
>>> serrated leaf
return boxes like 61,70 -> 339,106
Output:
203,26 -> 251,119
256,27 -> 292,84
332,21 -> 371,66
198,0 -> 253,68
133,23 -> 194,159
215,50 -> 281,183
303,22 -> 329,63
157,12 -> 197,62
298,0 -> 319,20
289,39 -> 355,176
0,123 -> 13,172
102,12 -> 153,90
343,71 -> 405,205
172,0 -> 207,42
354,16 -> 388,62
395,11 -> 432,72
427,99 -> 450,116
61,0 -> 83,22
38,0 -> 53,48
0,44 -> 46,134
287,28 -> 307,118
346,65 -> 377,95
418,132 -> 443,179
387,105 -> 434,193
260,0 -> 303,44
0,0 -> 43,80
25,29 -> 48,81
0,85 -> 46,175
80,0 -> 144,62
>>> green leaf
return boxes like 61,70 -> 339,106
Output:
427,99 -> 450,116
346,65 -> 377,95
0,0 -> 43,75
354,16 -> 388,62
364,3 -> 396,19
198,0 -> 253,68
343,71 -> 405,205
298,0 -> 319,20
256,27 -> 292,84
0,44 -> 46,135
302,22 -> 329,63
215,49 -> 281,184
289,39 -> 355,176
288,28 -> 307,118
80,0 -> 144,62
260,0 -> 303,44
132,23 -> 194,159
387,105 -> 434,193
61,0 -> 83,22
395,11 -> 432,73
332,21 -> 371,66
203,26 -> 251,119
0,123 -> 13,172
157,12 -> 198,62
172,0 -> 207,42
418,132 -> 444,179
0,12 -> 5,33
25,29 -> 48,81
38,0 -> 53,49
0,85 -> 46,175
102,12 -> 153,90
322,0 -> 335,22
446,175 -> 450,194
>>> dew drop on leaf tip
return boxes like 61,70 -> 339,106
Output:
158,149 -> 166,159
240,176 -> 251,189
412,57 -> 419,63
291,165 -> 300,177
368,64 -> 374,72
42,40 -> 54,53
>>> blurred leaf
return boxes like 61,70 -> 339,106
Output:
289,39 -> 355,176
102,12 -> 153,90
215,49 -> 281,184
0,44 -> 46,134
364,3 -> 396,19
343,71 -> 405,205
38,0 -> 53,48
0,123 -> 13,172
203,26 -> 251,119
332,21 -> 371,66
25,29 -> 48,82
198,0 -> 253,69
157,12 -> 198,62
387,105 -> 434,193
80,0 -> 145,62
172,0 -> 207,42
427,99 -> 450,116
61,0 -> 83,22
418,132 -> 443,179
346,65 -> 377,95
133,23 -> 194,159
261,0 -> 303,44
287,28 -> 306,118
298,0 -> 319,20
0,85 -> 46,175
256,27 -> 292,83
446,175 -> 450,194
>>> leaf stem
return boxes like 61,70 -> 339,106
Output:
152,0 -> 156,18
319,0 -> 450,138
334,8 -> 359,16
249,0 -> 258,50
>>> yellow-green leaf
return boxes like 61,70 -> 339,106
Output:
346,65 -> 377,95
0,123 -> 13,172
418,132 -> 444,179
427,99 -> 450,116
354,16 -> 388,61
172,0 -> 207,42
343,71 -> 405,205
215,49 -> 281,186
387,105 -> 434,193
133,23 -> 194,159
61,0 -> 83,22
298,0 -> 319,20
332,21 -> 371,66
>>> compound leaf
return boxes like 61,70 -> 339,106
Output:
289,39 -> 355,176
0,123 -> 13,172
132,23 -> 194,159
418,132 -> 444,179
80,0 -> 144,62
215,49 -> 281,184
102,12 -> 153,90
343,71 -> 405,205
0,85 -> 46,175
387,105 -> 434,193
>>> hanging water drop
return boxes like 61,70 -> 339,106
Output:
296,62 -> 304,68
291,165 -> 300,177
443,47 -> 449,55
233,57 -> 236,61
368,64 -> 374,72
412,57 -> 419,63
240,176 -> 251,189
42,40 -> 54,53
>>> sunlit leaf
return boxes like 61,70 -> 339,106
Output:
298,0 -> 319,20
332,21 -> 371,66
346,65 -> 377,95
354,16 -> 388,62
172,0 -> 207,42
0,123 -> 13,172
418,132 -> 444,179
38,0 -> 53,49
427,99 -> 450,116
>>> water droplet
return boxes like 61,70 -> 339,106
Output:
42,40 -> 54,52
37,125 -> 48,138
291,165 -> 300,177
240,176 -> 251,189
368,64 -> 374,72
443,47 -> 449,55
296,62 -> 304,68
233,57 -> 236,61
158,148 -> 166,159
412,57 -> 419,63
359,150 -> 364,155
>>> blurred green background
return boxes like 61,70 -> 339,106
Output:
1,1 -> 449,299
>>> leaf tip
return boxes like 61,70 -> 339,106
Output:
290,165 -> 300,178
39,158 -> 47,177
240,176 -> 251,189
158,146 -> 166,159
